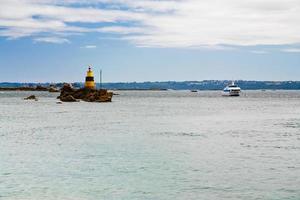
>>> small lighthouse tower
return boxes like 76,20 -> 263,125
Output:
84,66 -> 95,89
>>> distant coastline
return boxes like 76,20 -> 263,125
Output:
1,80 -> 300,91
0,86 -> 49,91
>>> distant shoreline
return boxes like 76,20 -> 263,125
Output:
0,86 -> 59,92
0,87 -> 167,91
0,87 -> 48,91
1,87 -> 300,92
1,80 -> 300,90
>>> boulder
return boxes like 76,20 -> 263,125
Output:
97,92 -> 113,102
59,94 -> 78,102
35,85 -> 48,91
49,87 -> 59,93
24,95 -> 38,101
61,83 -> 74,93
84,93 -> 96,102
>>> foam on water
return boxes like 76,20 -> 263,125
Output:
0,90 -> 300,200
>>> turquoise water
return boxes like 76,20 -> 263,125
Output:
0,90 -> 300,200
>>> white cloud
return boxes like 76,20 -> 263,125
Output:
281,48 -> 300,53
34,37 -> 70,44
0,0 -> 300,48
97,26 -> 145,34
250,50 -> 269,54
82,45 -> 97,48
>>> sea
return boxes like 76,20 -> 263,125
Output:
0,90 -> 299,200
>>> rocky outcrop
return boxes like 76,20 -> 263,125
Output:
59,94 -> 78,102
48,87 -> 59,93
24,95 -> 38,101
35,85 -> 48,91
1,85 -> 55,92
0,86 -> 47,91
58,83 -> 113,102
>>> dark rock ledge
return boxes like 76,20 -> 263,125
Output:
24,95 -> 38,101
57,83 -> 113,103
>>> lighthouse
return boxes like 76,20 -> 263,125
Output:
84,66 -> 95,89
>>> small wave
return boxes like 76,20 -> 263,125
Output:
153,131 -> 206,137
277,120 -> 300,129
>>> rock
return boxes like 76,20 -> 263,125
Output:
24,95 -> 38,101
35,85 -> 48,91
97,92 -> 113,102
60,94 -> 78,102
49,87 -> 59,93
58,84 -> 113,103
1,87 -> 47,91
61,83 -> 75,93
84,93 -> 96,102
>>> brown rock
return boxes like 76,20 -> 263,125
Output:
96,92 -> 113,102
58,83 -> 113,103
59,94 -> 78,102
35,85 -> 48,91
61,83 -> 74,93
24,95 -> 38,101
49,87 -> 59,93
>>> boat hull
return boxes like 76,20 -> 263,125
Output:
223,90 -> 240,96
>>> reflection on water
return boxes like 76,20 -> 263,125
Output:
0,90 -> 300,200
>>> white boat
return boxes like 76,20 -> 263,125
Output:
223,81 -> 241,96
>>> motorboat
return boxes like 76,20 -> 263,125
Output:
223,81 -> 241,96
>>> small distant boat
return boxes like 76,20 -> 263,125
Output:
223,81 -> 241,96
190,90 -> 198,92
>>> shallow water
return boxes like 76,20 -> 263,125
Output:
0,90 -> 300,200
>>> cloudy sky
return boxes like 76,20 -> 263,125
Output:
0,0 -> 300,82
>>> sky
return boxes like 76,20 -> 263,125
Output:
0,0 -> 300,82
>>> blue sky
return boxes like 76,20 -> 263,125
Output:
0,0 -> 300,82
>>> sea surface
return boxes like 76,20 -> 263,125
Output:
0,90 -> 300,200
